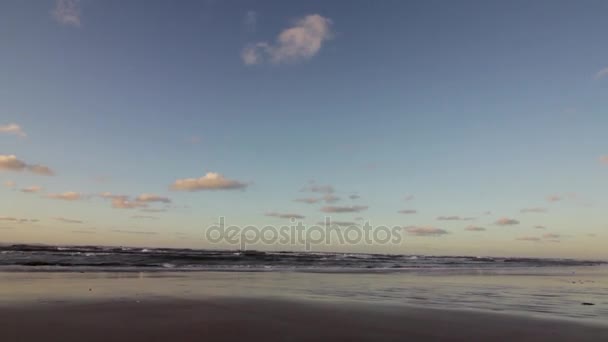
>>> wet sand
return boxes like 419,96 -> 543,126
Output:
1,298 -> 607,342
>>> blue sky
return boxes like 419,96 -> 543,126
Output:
1,0 -> 608,258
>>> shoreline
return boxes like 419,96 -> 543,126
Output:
1,297 -> 607,341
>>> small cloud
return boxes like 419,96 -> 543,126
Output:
111,229 -> 158,236
465,225 -> 486,232
47,191 -> 83,201
437,216 -> 476,221
599,155 -> 608,164
140,208 -> 167,213
21,186 -> 43,193
520,207 -> 548,213
323,194 -> 340,203
71,230 -> 96,234
398,209 -> 417,214
495,218 -> 520,226
320,205 -> 368,213
54,217 -> 83,224
265,212 -> 305,219
242,14 -> 333,65
546,194 -> 562,202
404,226 -> 448,237
349,194 -> 360,200
0,123 -> 26,137
130,215 -> 159,220
516,236 -> 540,242
187,136 -> 202,144
244,10 -> 257,31
171,172 -> 249,191
302,183 -> 335,194
3,180 -> 15,188
294,197 -> 321,204
543,233 -> 561,239
534,225 -> 546,229
0,155 -> 54,176
404,195 -> 414,202
135,193 -> 171,203
317,220 -> 358,227
51,0 -> 81,27
0,216 -> 38,223
595,67 -> 608,80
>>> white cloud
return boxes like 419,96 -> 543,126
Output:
242,14 -> 333,65
51,0 -> 81,27
47,191 -> 83,201
595,67 -> 608,80
320,205 -> 368,213
0,123 -> 26,137
171,172 -> 249,191
21,186 -> 43,193
0,155 -> 54,176
265,212 -> 305,219
404,226 -> 448,236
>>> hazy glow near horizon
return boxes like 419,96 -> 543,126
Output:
1,0 -> 608,259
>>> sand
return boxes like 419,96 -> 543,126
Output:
1,298 -> 607,342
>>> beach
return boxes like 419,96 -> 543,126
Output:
2,297 -> 607,341
1,270 -> 607,341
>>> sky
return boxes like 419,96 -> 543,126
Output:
1,0 -> 608,259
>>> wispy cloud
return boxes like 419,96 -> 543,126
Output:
131,215 -> 159,220
21,186 -> 43,193
595,67 -> 608,80
546,194 -> 562,202
520,207 -> 548,213
47,191 -> 83,201
294,197 -> 321,204
320,205 -> 368,213
135,194 -> 171,203
54,217 -> 83,224
398,209 -> 417,214
404,195 -> 415,202
516,236 -> 540,242
51,0 -> 81,27
349,194 -> 360,200
0,155 -> 54,176
543,233 -> 561,239
265,212 -> 305,219
244,10 -> 257,31
322,194 -> 340,203
302,183 -> 335,194
465,225 -> 486,232
534,225 -> 546,229
437,216 -> 475,221
600,155 -> 608,164
4,180 -> 16,188
111,229 -> 158,236
0,123 -> 26,137
495,218 -> 520,226
404,226 -> 448,236
0,216 -> 38,223
171,172 -> 249,191
317,220 -> 358,227
242,14 -> 333,65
